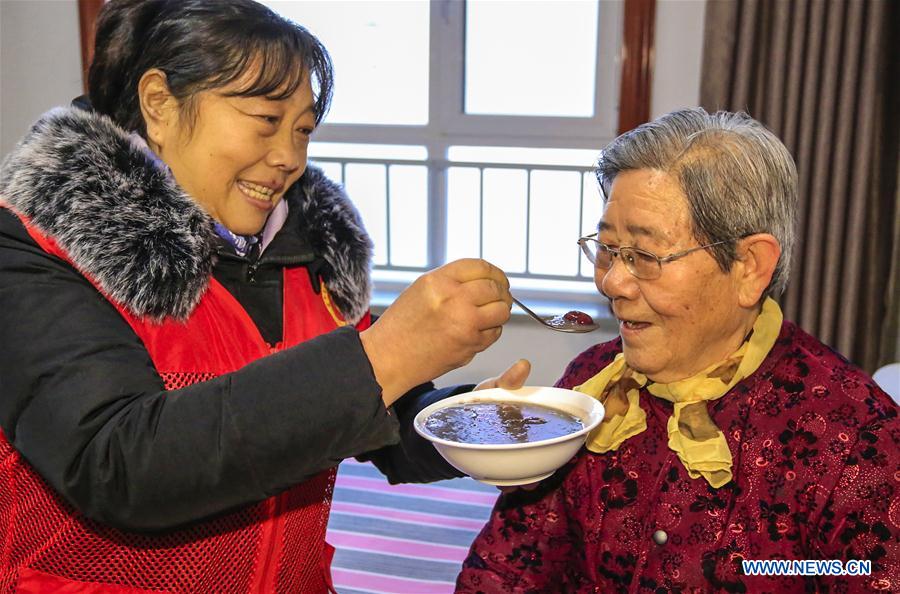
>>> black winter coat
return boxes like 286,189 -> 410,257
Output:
0,105 -> 464,532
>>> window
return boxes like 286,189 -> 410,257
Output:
262,0 -> 636,312
79,0 -> 654,314
464,1 -> 599,118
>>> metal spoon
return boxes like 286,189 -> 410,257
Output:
511,296 -> 599,333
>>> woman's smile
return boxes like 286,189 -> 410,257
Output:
151,69 -> 315,235
618,317 -> 652,338
236,179 -> 282,211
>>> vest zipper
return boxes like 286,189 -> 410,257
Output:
246,239 -> 263,284
246,260 -> 260,284
252,494 -> 285,593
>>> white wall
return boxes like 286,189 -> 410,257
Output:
437,314 -> 619,388
651,0 -> 707,119
0,0 -> 83,159
0,0 -> 707,386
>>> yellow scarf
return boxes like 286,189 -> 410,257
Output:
576,298 -> 783,488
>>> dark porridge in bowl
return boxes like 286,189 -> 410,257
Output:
423,401 -> 584,445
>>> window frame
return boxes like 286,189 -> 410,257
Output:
305,0 -> 634,310
78,0 -> 104,93
78,0 -> 656,133
78,0 -> 656,314
311,0 -> 625,147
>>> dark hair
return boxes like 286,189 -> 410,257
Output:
88,0 -> 333,136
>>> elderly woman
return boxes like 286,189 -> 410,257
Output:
0,0 -> 529,592
456,109 -> 898,593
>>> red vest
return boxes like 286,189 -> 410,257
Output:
1,216 -> 370,594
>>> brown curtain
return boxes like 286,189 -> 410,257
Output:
700,0 -> 899,373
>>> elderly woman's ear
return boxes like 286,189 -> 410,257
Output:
733,233 -> 781,307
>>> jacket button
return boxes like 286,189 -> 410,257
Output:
652,530 -> 668,545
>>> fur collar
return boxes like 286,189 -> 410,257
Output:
0,106 -> 372,323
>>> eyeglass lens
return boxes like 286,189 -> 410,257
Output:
583,241 -> 661,280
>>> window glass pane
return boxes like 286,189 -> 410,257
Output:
448,146 -> 600,167
388,165 -> 428,267
580,172 -> 604,277
446,167 -> 482,261
310,142 -> 427,160
344,164 -> 388,265
263,1 -> 429,125
465,0 -> 599,117
508,275 -> 599,294
529,171 -> 581,276
311,161 -> 343,184
482,169 -> 527,273
373,269 -> 422,284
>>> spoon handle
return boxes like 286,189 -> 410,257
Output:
511,296 -> 546,325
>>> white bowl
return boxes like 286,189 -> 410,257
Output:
414,386 -> 605,486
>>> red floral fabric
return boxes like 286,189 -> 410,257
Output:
457,321 -> 899,593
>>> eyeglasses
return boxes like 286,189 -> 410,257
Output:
577,232 -> 732,280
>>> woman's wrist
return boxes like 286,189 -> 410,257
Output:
359,326 -> 414,407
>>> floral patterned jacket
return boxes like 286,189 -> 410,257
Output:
457,321 -> 899,593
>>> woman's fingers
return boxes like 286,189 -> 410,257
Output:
360,259 -> 513,405
473,359 -> 532,391
494,359 -> 531,389
473,300 -> 512,332
458,277 -> 512,308
441,258 -> 510,290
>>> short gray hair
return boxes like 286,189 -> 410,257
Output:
595,108 -> 797,297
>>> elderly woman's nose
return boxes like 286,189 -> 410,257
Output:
598,256 -> 636,299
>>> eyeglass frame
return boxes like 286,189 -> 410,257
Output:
576,232 -> 735,280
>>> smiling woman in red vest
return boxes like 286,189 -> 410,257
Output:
0,1 -> 529,592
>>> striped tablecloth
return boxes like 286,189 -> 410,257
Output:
327,459 -> 499,594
